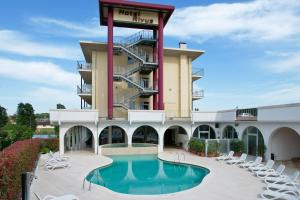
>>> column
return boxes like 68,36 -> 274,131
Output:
107,7 -> 114,119
108,126 -> 112,144
158,13 -> 164,110
153,29 -> 158,110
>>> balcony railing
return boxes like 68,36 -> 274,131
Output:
192,68 -> 204,77
236,108 -> 257,121
77,61 -> 92,70
193,90 -> 204,98
77,84 -> 92,95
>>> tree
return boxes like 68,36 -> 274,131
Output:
56,103 -> 66,109
16,103 -> 37,131
0,105 -> 8,128
0,123 -> 33,150
54,103 -> 66,134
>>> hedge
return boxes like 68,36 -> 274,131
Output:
188,138 -> 205,153
0,138 -> 59,200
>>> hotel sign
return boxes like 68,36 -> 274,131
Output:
113,8 -> 158,26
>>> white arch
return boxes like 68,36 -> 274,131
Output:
268,127 -> 300,161
132,125 -> 160,145
59,123 -> 97,155
98,125 -> 128,145
222,125 -> 238,139
163,125 -> 189,150
192,124 -> 217,139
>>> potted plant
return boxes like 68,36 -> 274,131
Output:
230,139 -> 244,156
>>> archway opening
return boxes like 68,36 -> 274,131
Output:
242,126 -> 264,156
164,126 -> 188,149
132,125 -> 158,144
64,125 -> 94,152
99,126 -> 127,145
193,125 -> 216,139
222,125 -> 238,139
269,127 -> 300,161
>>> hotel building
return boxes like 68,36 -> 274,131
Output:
50,0 -> 300,162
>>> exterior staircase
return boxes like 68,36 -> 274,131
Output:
113,30 -> 158,110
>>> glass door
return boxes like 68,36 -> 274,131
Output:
248,134 -> 257,156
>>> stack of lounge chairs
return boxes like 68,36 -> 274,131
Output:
216,152 -> 299,199
44,151 -> 71,171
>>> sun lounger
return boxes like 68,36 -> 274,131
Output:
216,151 -> 234,161
265,171 -> 300,185
249,160 -> 274,172
267,183 -> 299,194
260,189 -> 298,200
45,160 -> 70,171
226,153 -> 247,165
239,156 -> 262,168
34,192 -> 79,200
256,164 -> 285,178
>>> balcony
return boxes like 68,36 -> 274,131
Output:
192,90 -> 204,100
50,109 -> 98,125
236,108 -> 257,121
128,110 -> 165,125
77,84 -> 92,105
192,68 -> 204,81
77,84 -> 91,95
77,61 -> 92,84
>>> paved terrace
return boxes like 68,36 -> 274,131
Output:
30,149 -> 264,200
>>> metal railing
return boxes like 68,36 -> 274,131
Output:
236,108 -> 258,121
114,30 -> 154,47
192,68 -> 204,77
77,84 -> 92,94
77,61 -> 92,70
193,90 -> 204,98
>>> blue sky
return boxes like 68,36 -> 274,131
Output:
1,0 -> 300,114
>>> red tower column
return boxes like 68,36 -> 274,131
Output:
153,30 -> 158,110
158,13 -> 164,110
107,7 -> 114,119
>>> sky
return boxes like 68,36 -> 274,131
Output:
1,0 -> 300,114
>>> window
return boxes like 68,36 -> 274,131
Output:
140,102 -> 149,110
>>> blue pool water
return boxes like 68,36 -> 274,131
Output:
86,155 -> 209,195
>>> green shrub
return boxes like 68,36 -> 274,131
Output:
230,139 -> 244,153
40,138 -> 59,152
40,146 -> 50,154
188,138 -> 205,153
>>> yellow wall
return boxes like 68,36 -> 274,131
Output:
91,47 -> 192,119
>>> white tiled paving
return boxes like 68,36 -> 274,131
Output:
30,149 -> 265,200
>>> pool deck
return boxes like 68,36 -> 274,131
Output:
30,149 -> 265,200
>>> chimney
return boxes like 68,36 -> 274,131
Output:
179,42 -> 187,49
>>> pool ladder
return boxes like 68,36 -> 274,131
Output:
82,179 -> 92,191
174,152 -> 186,163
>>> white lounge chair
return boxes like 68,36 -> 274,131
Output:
265,171 -> 300,185
216,151 -> 234,161
267,183 -> 299,194
34,192 -> 79,200
48,151 -> 69,162
45,160 -> 70,171
256,164 -> 285,178
226,153 -> 247,165
249,159 -> 274,172
260,189 -> 298,200
239,156 -> 262,168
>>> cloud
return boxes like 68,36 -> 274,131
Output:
265,52 -> 300,73
29,17 -> 138,38
0,86 -> 79,114
165,0 -> 300,42
0,29 -> 81,60
0,57 -> 79,88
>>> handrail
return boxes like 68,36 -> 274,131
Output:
193,90 -> 204,97
77,61 -> 92,70
192,68 -> 204,77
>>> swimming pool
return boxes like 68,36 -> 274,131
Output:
86,154 -> 209,195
